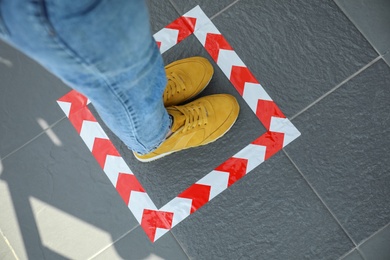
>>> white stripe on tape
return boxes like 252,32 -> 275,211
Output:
57,101 -> 71,117
153,28 -> 180,54
79,121 -> 108,151
128,191 -> 157,223
196,170 -> 230,200
217,49 -> 246,78
233,144 -> 267,173
154,228 -> 170,241
243,82 -> 273,113
160,197 -> 192,228
193,21 -> 220,46
269,117 -> 301,147
103,155 -> 132,186
183,5 -> 211,32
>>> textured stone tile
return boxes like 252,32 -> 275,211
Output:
284,60 -> 390,244
169,0 -> 237,18
0,41 -> 70,158
146,0 -> 179,34
335,0 -> 390,54
359,224 -> 390,260
171,153 -> 354,259
212,0 -> 378,118
93,227 -> 188,260
341,249 -> 364,260
90,35 -> 265,208
0,119 -> 138,259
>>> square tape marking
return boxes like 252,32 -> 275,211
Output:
57,6 -> 300,242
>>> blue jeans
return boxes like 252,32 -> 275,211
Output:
0,0 -> 170,154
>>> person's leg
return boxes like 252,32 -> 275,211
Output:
0,0 -> 241,162
0,0 -> 170,154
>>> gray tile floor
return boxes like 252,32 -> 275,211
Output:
0,0 -> 389,259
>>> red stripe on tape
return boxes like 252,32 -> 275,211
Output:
116,173 -> 145,205
165,17 -> 197,42
230,66 -> 259,96
178,183 -> 211,214
69,106 -> 97,134
252,132 -> 285,160
58,90 -> 88,116
215,157 -> 248,187
91,138 -> 120,168
204,33 -> 233,62
256,100 -> 286,130
141,209 -> 174,241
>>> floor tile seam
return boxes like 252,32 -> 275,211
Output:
382,49 -> 390,56
381,51 -> 390,68
167,0 -> 182,16
86,224 -> 139,260
1,116 -> 66,161
290,56 -> 381,121
167,0 -> 241,20
0,228 -> 19,260
169,231 -> 191,260
282,149 -> 358,248
332,0 -> 383,57
356,221 -> 390,249
338,247 -> 367,260
356,247 -> 368,260
210,0 -> 241,20
338,247 -> 357,260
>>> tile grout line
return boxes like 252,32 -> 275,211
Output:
356,221 -> 390,248
0,228 -> 19,260
169,231 -> 192,260
167,0 -> 183,16
210,0 -> 241,20
337,247 -> 357,260
290,56 -> 381,121
283,149 -> 358,248
1,116 -> 66,161
334,0 -> 390,68
338,247 -> 367,260
332,0 -> 383,58
166,0 -> 241,21
356,247 -> 367,260
87,224 -> 140,260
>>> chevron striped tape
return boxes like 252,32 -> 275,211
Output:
57,5 -> 300,242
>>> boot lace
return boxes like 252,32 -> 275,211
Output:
163,72 -> 186,103
177,103 -> 208,133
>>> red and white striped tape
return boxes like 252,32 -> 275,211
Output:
57,5 -> 300,242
